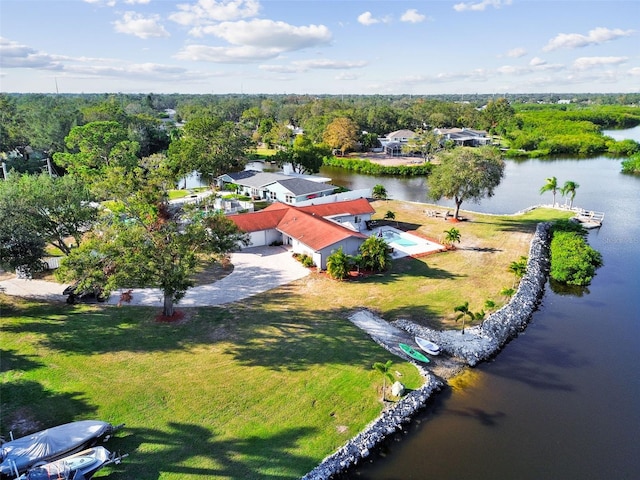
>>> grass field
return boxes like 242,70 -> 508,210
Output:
0,202 -> 571,479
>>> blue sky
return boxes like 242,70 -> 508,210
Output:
1,0 -> 638,95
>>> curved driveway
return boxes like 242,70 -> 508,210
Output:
0,246 -> 310,307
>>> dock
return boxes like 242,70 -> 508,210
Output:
572,208 -> 604,229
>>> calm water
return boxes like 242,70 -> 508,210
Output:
341,127 -> 640,479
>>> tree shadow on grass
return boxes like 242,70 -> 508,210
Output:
0,349 -> 44,373
1,380 -> 98,437
102,422 -> 318,480
218,303 -> 400,372
363,257 -> 461,286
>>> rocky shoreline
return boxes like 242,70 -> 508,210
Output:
301,222 -> 551,480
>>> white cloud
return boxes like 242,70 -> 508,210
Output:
543,27 -> 635,52
259,59 -> 367,74
0,38 -> 59,69
113,12 -> 170,39
506,47 -> 526,58
529,57 -> 546,66
124,0 -> 151,4
357,11 -> 391,26
573,56 -> 628,70
400,9 -> 426,23
169,0 -> 260,26
259,64 -> 300,74
453,0 -> 512,13
175,44 -> 282,63
358,12 -> 379,26
196,19 -> 331,50
292,59 -> 368,70
629,67 -> 640,77
83,0 -> 116,6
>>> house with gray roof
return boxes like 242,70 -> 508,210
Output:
434,128 -> 490,147
216,170 -> 337,205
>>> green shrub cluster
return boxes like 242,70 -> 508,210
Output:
293,253 -> 316,268
323,156 -> 433,176
550,221 -> 603,286
621,153 -> 640,174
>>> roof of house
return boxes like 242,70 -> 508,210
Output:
273,177 -> 336,196
435,127 -> 488,137
296,197 -> 375,217
228,198 -> 373,251
223,170 -> 290,188
386,129 -> 416,139
220,170 -> 335,195
276,209 -> 367,251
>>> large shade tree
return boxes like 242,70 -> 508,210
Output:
167,116 -> 253,187
0,173 -> 98,258
272,134 -> 330,174
52,121 -> 139,190
323,117 -> 359,156
56,163 -> 249,316
427,147 -> 505,220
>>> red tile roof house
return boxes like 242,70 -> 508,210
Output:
228,198 -> 376,270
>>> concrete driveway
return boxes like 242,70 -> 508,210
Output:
0,246 -> 310,307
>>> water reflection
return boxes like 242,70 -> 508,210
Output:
348,127 -> 640,480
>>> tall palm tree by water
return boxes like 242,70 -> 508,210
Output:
539,176 -> 559,206
561,180 -> 580,209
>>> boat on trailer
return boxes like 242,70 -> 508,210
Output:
0,421 -> 123,479
14,447 -> 127,480
415,336 -> 441,356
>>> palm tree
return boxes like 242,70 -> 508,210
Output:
508,255 -> 528,287
372,184 -> 388,201
539,176 -> 559,206
453,301 -> 475,334
384,210 -> 396,226
443,227 -> 461,248
474,309 -> 487,328
500,287 -> 515,299
372,360 -> 394,402
561,180 -> 579,209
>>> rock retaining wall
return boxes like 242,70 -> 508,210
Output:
302,222 -> 552,479
301,370 -> 443,480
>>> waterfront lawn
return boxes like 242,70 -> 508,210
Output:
0,204 -> 571,479
0,297 -> 422,480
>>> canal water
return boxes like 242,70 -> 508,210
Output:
337,127 -> 640,479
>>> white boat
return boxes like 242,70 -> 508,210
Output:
415,336 -> 441,356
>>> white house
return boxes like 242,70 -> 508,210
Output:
217,170 -> 337,205
228,198 -> 376,269
434,128 -> 491,147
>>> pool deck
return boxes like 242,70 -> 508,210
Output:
368,226 -> 446,259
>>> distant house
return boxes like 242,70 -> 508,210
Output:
434,128 -> 490,147
228,198 -> 375,269
217,170 -> 337,205
382,129 -> 417,156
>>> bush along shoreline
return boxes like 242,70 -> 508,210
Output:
322,156 -> 433,176
302,222 -> 552,479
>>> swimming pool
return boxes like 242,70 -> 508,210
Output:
380,230 -> 418,247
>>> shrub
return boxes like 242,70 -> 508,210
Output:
621,153 -> 640,174
326,247 -> 351,280
550,231 -> 603,286
295,254 -> 315,268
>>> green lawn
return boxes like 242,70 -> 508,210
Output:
0,203 -> 571,479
